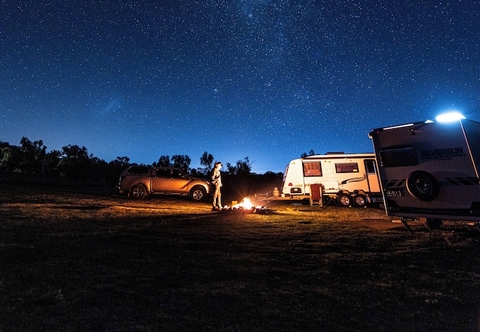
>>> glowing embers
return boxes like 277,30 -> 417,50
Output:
221,197 -> 273,214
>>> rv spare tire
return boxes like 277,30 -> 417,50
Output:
406,171 -> 439,202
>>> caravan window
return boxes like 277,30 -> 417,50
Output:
365,160 -> 377,174
335,163 -> 359,173
303,162 -> 322,177
380,147 -> 417,167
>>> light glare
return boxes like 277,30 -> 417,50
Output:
435,111 -> 466,123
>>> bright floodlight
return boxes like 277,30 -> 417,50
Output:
435,111 -> 466,123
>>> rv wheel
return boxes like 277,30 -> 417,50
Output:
353,195 -> 367,207
406,171 -> 440,202
337,194 -> 351,207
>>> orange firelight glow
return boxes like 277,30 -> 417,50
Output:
229,197 -> 253,210
222,197 -> 271,214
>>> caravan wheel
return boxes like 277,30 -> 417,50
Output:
406,171 -> 440,202
353,194 -> 367,207
337,194 -> 351,207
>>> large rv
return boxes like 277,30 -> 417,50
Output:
281,153 -> 383,207
370,118 -> 480,229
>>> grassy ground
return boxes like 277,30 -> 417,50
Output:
1,181 -> 479,331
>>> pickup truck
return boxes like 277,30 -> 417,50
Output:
118,166 -> 212,201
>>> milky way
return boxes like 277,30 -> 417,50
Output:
1,0 -> 479,173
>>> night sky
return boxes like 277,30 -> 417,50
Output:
1,1 -> 479,173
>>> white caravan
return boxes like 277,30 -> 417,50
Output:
370,118 -> 480,229
281,153 -> 382,207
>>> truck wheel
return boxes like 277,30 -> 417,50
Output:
406,171 -> 439,201
337,194 -> 351,207
130,184 -> 147,199
190,186 -> 206,202
353,194 -> 367,207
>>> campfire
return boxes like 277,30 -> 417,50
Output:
221,197 -> 272,214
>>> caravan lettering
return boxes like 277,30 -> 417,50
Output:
421,147 -> 465,161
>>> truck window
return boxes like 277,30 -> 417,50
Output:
335,163 -> 359,173
128,166 -> 150,174
155,168 -> 169,177
303,162 -> 322,177
171,169 -> 185,178
380,147 -> 418,167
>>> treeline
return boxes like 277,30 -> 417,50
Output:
0,137 -> 283,195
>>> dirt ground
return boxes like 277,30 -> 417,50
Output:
1,181 -> 480,331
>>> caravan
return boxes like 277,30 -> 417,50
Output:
370,118 -> 480,228
281,153 -> 382,207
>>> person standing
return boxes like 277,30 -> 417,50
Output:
211,161 -> 223,210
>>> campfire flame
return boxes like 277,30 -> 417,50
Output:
234,197 -> 253,209
221,197 -> 271,214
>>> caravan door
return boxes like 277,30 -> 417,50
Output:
365,159 -> 381,194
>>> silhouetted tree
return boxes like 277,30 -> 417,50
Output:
301,149 -> 316,158
0,136 -> 287,196
88,156 -> 109,182
171,154 -> 191,170
199,151 -> 214,174
43,150 -> 61,177
18,137 -> 47,175
226,157 -> 252,177
114,156 -> 130,167
57,145 -> 90,180
0,143 -> 21,172
236,156 -> 252,178
156,155 -> 171,167
105,156 -> 131,185
224,157 -> 253,199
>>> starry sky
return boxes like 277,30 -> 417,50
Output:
1,0 -> 479,173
